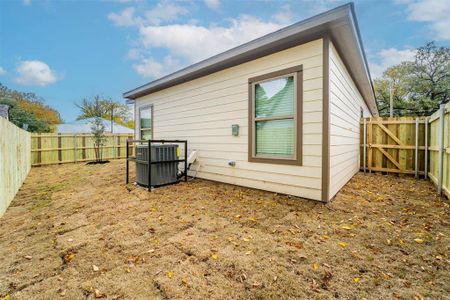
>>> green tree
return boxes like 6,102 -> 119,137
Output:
374,42 -> 450,116
76,95 -> 133,130
0,97 -> 51,132
0,83 -> 62,132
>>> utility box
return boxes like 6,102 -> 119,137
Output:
135,144 -> 178,187
232,124 -> 239,136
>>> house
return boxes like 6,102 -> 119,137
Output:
123,3 -> 378,202
56,118 -> 133,134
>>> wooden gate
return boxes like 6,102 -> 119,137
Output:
360,117 -> 427,176
360,102 -> 449,198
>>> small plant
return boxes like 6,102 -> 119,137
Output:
91,116 -> 107,163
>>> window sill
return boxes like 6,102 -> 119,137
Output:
248,156 -> 302,166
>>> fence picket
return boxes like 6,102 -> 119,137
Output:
31,133 -> 133,166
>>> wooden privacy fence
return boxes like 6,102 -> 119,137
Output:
361,102 -> 449,198
1,117 -> 31,216
428,103 -> 449,197
31,133 -> 134,166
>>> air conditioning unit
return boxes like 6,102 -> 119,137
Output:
135,144 -> 178,187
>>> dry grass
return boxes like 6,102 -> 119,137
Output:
0,160 -> 449,300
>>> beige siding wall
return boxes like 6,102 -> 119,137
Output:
329,42 -> 371,199
0,117 -> 31,216
135,39 -> 324,200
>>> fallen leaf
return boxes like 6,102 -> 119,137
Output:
24,255 -> 32,260
249,217 -> 257,222
93,265 -> 99,272
386,239 -> 392,246
322,235 -> 330,240
413,293 -> 424,300
312,263 -> 318,270
181,277 -> 189,285
414,238 -> 424,244
211,254 -> 219,260
1,295 -> 10,300
338,242 -> 347,248
167,271 -> 174,279
63,253 -> 75,263
353,277 -> 360,283
94,289 -> 106,298
147,249 -> 155,253
243,238 -> 250,242
245,251 -> 252,255
286,241 -> 303,249
342,225 -> 352,230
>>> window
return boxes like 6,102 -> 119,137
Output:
139,105 -> 153,140
248,65 -> 302,165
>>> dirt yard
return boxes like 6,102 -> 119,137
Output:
0,160 -> 449,300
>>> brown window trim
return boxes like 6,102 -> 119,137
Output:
139,104 -> 154,140
248,65 -> 303,166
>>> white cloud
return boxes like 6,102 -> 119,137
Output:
108,7 -> 142,27
138,15 -> 286,63
15,60 -> 61,86
369,48 -> 416,78
133,55 -> 181,78
145,2 -> 188,25
399,0 -> 450,40
204,0 -> 220,10
108,2 -> 188,27
273,5 -> 294,24
109,2 -> 293,79
0,66 -> 6,76
127,48 -> 142,60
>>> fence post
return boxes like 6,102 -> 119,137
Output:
117,136 -> 121,158
113,134 -> 116,159
73,134 -> 77,163
363,118 -> 367,173
424,118 -> 428,179
368,117 -> 372,173
415,118 -> 419,178
58,133 -> 62,163
437,104 -> 445,195
37,133 -> 42,166
82,134 -> 86,160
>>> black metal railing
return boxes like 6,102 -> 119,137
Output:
125,139 -> 188,191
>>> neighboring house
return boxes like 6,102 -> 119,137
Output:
124,3 -> 378,202
56,118 -> 133,134
0,104 -> 9,120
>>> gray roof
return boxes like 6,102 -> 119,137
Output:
56,118 -> 133,134
124,2 -> 378,115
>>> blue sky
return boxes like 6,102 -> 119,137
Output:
0,0 -> 449,122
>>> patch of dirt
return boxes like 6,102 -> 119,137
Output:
0,160 -> 449,299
